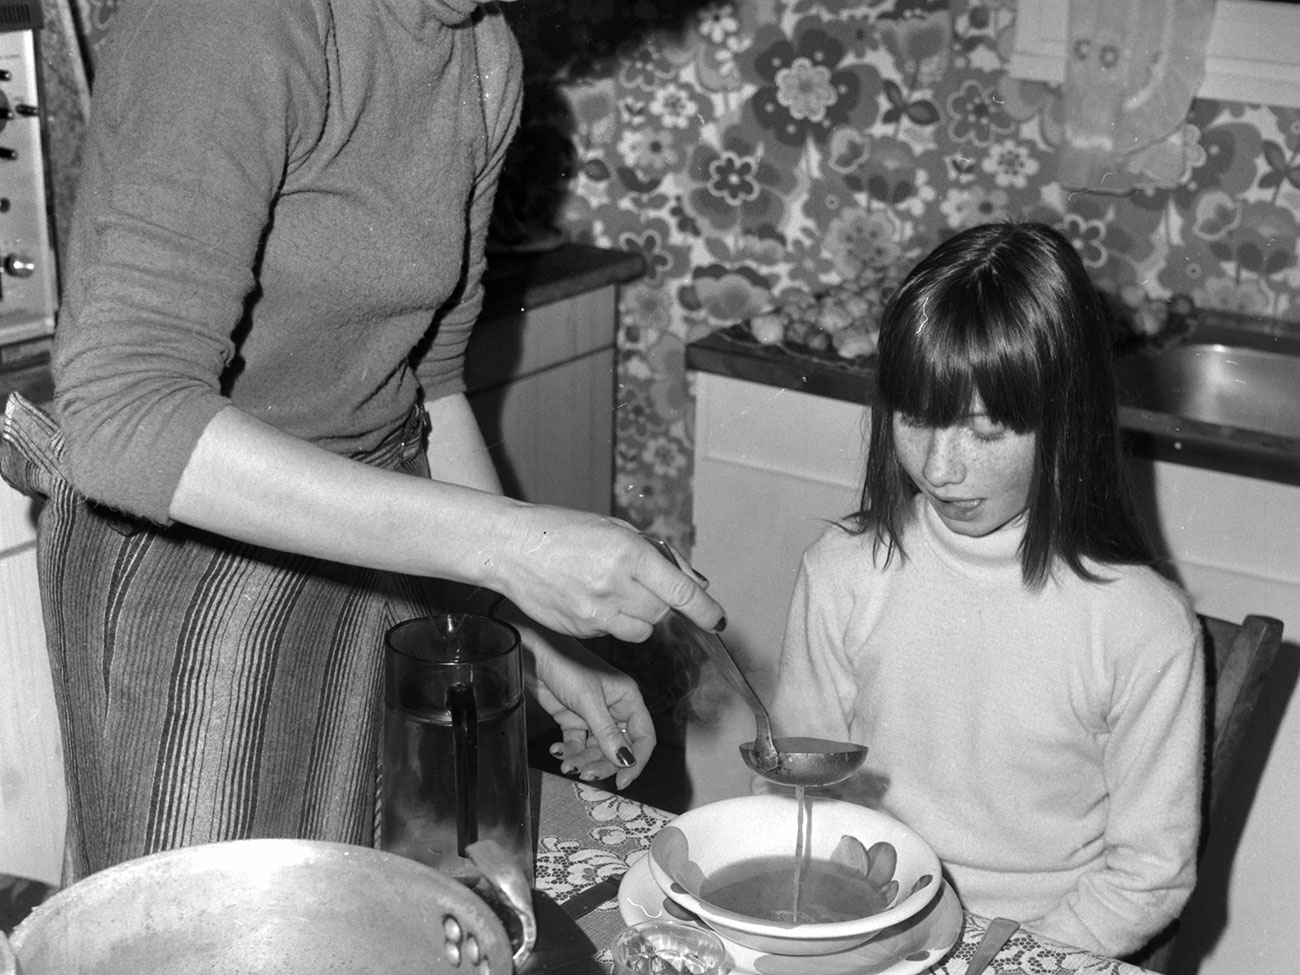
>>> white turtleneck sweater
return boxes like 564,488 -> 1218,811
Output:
768,496 -> 1203,958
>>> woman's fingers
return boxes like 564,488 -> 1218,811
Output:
550,720 -> 654,790
493,510 -> 726,642
634,538 -> 725,633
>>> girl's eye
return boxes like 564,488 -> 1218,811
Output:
970,421 -> 1008,442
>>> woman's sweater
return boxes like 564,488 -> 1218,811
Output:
52,0 -> 522,522
770,497 -> 1204,957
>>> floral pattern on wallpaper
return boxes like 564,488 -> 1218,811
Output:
504,0 -> 1300,553
63,0 -> 1300,552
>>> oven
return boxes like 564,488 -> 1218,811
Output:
0,0 -> 57,376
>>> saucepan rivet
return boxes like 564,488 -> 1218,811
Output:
442,915 -> 463,943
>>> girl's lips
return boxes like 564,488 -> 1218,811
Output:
930,495 -> 983,518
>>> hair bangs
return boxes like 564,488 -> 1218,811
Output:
879,280 -> 1045,433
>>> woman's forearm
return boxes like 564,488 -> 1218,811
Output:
169,404 -> 517,586
169,402 -> 728,640
422,393 -> 503,495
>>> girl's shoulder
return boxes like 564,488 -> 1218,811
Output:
803,520 -> 885,573
1070,560 -> 1200,653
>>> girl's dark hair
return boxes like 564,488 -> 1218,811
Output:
851,221 -> 1154,587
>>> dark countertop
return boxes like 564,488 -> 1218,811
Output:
686,320 -> 1300,487
0,243 -> 646,412
480,242 -> 645,322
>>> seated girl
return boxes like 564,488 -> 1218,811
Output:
767,221 -> 1204,958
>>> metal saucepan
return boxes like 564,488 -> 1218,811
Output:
0,838 -> 535,975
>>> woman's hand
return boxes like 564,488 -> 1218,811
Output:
485,505 -> 723,643
512,616 -> 656,790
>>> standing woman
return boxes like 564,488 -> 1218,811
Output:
0,0 -> 722,881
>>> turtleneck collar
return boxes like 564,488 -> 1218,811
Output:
912,494 -> 1028,584
380,0 -> 493,33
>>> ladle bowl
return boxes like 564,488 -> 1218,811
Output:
642,535 -> 869,788
740,736 -> 868,788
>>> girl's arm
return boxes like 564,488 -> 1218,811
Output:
1031,610 -> 1205,957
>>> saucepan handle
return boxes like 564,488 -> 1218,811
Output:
461,839 -> 537,971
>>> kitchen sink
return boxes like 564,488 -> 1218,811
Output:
1114,328 -> 1300,440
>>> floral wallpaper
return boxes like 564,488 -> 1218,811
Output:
498,0 -> 1300,558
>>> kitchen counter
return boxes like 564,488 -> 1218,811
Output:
0,242 -> 646,413
686,317 -> 1300,487
481,242 -> 644,323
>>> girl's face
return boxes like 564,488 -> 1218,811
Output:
892,397 -> 1037,538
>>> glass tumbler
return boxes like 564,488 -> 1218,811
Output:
611,921 -> 728,975
379,614 -> 533,884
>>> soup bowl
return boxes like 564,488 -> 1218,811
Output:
648,794 -> 941,956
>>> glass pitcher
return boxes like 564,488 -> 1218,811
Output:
380,614 -> 533,884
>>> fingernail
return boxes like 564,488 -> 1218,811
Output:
549,744 -> 564,758
560,763 -> 576,775
714,616 -> 727,633
616,747 -> 636,768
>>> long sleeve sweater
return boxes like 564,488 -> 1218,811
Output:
769,497 -> 1204,957
52,0 -> 522,523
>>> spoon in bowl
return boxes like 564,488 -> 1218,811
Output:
642,535 -> 869,788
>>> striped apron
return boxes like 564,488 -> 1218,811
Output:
1,393 -> 439,883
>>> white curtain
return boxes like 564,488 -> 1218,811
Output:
1059,0 -> 1217,194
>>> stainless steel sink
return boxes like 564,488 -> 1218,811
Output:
1114,341 -> 1300,439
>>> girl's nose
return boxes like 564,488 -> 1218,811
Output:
922,427 -> 966,486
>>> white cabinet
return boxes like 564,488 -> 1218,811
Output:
687,372 -> 866,805
1126,458 -> 1300,975
466,284 -> 616,515
0,480 -> 64,886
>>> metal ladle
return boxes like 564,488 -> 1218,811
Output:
643,536 -> 869,788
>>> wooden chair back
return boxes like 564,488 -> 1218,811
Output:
1202,614 -> 1285,823
1136,612 -> 1285,973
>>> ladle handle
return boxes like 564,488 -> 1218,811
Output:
642,535 -> 780,769
692,627 -> 780,769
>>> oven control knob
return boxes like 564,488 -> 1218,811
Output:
3,253 -> 36,278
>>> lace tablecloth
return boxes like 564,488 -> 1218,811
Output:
532,770 -> 1153,975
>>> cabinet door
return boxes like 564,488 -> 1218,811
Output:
0,484 -> 65,885
688,372 -> 867,806
466,287 -> 616,515
470,346 -> 614,515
